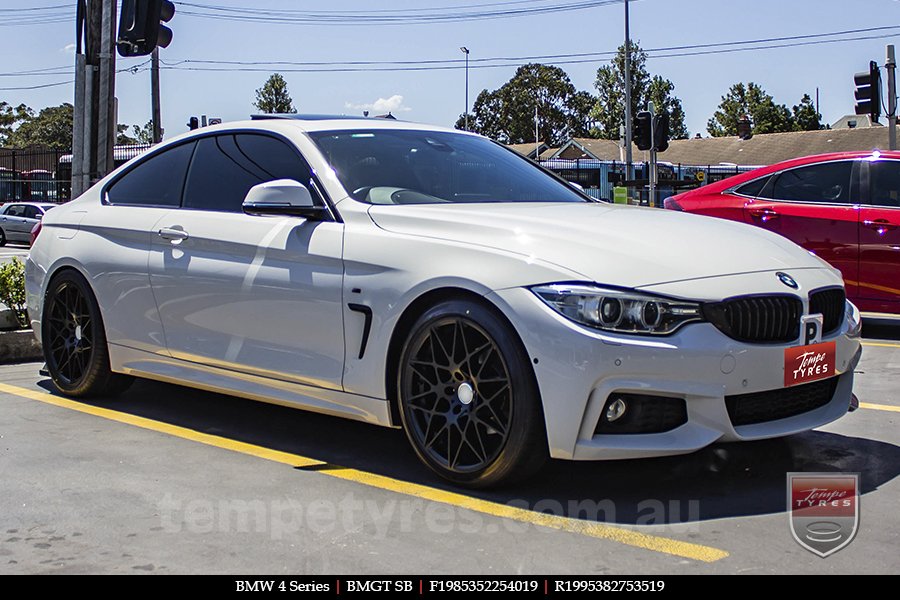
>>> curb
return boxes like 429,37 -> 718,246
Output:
0,329 -> 43,364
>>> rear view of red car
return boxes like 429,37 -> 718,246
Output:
665,151 -> 900,315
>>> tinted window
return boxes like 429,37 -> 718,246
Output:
182,134 -> 313,213
4,204 -> 24,217
22,205 -> 40,219
309,129 -> 587,204
736,175 -> 770,197
107,142 -> 195,206
767,161 -> 853,204
869,160 -> 900,208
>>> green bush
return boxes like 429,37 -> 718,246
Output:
0,257 -> 28,329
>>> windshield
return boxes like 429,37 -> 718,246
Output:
308,129 -> 587,205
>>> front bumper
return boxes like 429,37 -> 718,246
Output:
487,287 -> 862,460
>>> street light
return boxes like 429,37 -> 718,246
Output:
460,46 -> 470,130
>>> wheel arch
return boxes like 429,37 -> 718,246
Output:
383,286 -> 541,428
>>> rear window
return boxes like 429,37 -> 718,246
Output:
106,142 -> 195,207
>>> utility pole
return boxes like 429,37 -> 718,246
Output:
623,0 -> 634,197
460,46 -> 470,131
887,44 -> 897,151
71,0 -> 116,198
151,47 -> 162,143
534,106 -> 539,160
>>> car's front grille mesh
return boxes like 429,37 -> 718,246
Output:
703,295 -> 802,343
725,376 -> 839,427
809,287 -> 845,335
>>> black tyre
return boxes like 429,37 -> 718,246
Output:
42,270 -> 133,397
0,227 -> 6,247
398,299 -> 547,488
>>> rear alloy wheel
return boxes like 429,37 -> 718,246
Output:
398,299 -> 546,487
42,271 -> 133,397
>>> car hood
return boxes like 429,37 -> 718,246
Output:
367,202 -> 828,289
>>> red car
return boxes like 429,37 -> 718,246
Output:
665,151 -> 900,315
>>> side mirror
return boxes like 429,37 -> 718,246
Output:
242,179 -> 331,221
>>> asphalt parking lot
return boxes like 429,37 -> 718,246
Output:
0,324 -> 898,575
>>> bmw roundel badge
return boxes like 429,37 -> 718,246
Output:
777,271 -> 799,289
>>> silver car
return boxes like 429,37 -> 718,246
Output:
0,202 -> 56,246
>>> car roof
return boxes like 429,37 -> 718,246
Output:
685,149 -> 900,195
2,201 -> 57,207
157,115 -> 470,148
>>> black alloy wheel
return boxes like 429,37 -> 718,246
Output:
42,271 -> 133,397
398,299 -> 546,487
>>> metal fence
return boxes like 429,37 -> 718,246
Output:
0,144 -> 153,204
539,158 -> 760,206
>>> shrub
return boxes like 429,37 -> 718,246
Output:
0,257 -> 28,329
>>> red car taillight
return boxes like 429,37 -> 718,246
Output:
663,196 -> 684,211
30,221 -> 42,245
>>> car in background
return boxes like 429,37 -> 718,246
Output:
665,151 -> 900,315
0,201 -> 57,246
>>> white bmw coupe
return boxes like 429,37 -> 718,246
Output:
26,116 -> 862,487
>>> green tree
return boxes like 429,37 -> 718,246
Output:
116,124 -> 139,145
792,93 -> 823,131
707,82 -> 793,137
253,73 -> 297,114
0,102 -> 33,146
453,63 -> 596,146
131,120 -> 155,144
591,42 -> 689,140
6,103 -> 73,149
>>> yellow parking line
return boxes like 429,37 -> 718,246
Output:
0,381 -> 728,563
859,402 -> 900,413
862,341 -> 900,349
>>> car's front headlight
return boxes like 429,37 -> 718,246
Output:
531,284 -> 703,335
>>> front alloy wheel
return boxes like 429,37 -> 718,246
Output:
399,299 -> 546,487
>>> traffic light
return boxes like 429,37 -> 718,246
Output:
653,111 -> 669,153
633,111 -> 652,151
117,0 -> 175,58
854,61 -> 881,122
187,116 -> 199,131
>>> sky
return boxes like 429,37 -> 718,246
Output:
2,0 -> 899,142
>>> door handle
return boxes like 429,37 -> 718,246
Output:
158,227 -> 189,241
749,207 -> 779,222
862,218 -> 897,234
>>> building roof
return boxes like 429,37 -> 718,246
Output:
506,141 -> 549,159
830,114 -> 882,129
552,126 -> 891,166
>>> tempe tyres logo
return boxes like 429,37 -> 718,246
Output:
787,473 -> 859,557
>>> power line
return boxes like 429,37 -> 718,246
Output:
174,0 -> 626,25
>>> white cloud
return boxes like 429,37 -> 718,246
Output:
61,43 -> 76,54
345,94 -> 412,115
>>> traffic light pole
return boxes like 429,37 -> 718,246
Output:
887,44 -> 897,151
623,0 -> 634,199
648,101 -> 657,208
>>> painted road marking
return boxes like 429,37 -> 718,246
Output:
858,402 -> 900,413
0,381 -> 729,563
861,341 -> 900,349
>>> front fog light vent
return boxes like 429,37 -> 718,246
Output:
595,393 -> 688,435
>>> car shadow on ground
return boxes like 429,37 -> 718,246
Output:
36,374 -> 900,527
862,318 -> 900,341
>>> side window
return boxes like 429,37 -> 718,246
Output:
5,204 -> 24,217
182,134 -> 315,213
106,142 -> 195,207
768,161 -> 853,204
22,205 -> 39,219
736,175 -> 770,197
869,160 -> 900,208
